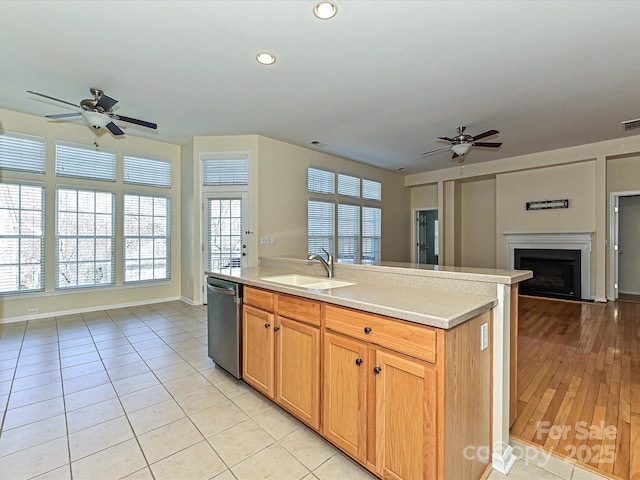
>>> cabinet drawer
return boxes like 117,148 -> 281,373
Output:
244,287 -> 274,312
325,305 -> 437,363
278,294 -> 321,327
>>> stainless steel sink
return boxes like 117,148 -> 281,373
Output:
260,274 -> 356,290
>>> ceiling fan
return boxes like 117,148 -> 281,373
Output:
422,126 -> 502,161
26,88 -> 157,136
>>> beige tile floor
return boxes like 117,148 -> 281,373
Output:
0,300 -> 607,480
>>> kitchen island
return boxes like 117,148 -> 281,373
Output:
206,257 -> 531,479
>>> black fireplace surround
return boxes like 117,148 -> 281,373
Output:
514,248 -> 581,300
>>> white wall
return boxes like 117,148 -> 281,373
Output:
0,108 -> 182,322
460,178 -> 496,268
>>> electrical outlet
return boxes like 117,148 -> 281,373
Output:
480,323 -> 489,351
261,236 -> 269,245
270,236 -> 276,245
27,308 -> 38,315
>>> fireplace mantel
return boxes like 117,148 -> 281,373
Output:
505,232 -> 593,300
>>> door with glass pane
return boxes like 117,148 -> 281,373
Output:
205,194 -> 248,273
416,209 -> 438,265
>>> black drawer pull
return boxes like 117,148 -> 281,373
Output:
364,327 -> 372,334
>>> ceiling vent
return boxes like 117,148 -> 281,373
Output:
621,118 -> 640,132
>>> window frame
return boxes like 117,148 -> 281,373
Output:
123,193 -> 171,283
0,181 -> 45,294
55,186 -> 116,290
307,167 -> 382,263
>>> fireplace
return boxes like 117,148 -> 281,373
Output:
515,249 -> 581,300
505,232 -> 593,301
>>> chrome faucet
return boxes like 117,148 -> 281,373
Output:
307,248 -> 334,278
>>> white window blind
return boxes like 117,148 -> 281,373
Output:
308,200 -> 334,255
55,142 -> 116,182
56,188 -> 115,289
0,183 -> 45,293
338,173 -> 360,197
362,179 -> 382,201
338,203 -> 360,264
124,155 -> 172,188
202,155 -> 248,186
0,132 -> 46,174
308,167 -> 334,194
124,194 -> 170,282
362,206 -> 381,264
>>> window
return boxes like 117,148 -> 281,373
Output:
308,200 -> 335,256
0,132 -> 46,174
202,154 -> 248,186
124,155 -> 171,188
308,168 -> 335,194
363,178 -> 382,201
56,188 -> 115,289
56,141 -> 116,182
362,206 -> 381,264
307,167 -> 382,262
124,194 -> 170,282
338,203 -> 360,263
338,173 -> 360,197
207,198 -> 243,270
0,183 -> 45,293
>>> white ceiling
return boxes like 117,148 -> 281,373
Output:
1,1 -> 640,174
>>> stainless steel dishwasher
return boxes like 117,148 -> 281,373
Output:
207,277 -> 242,379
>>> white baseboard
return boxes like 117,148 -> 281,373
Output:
594,296 -> 608,303
1,296 -> 182,325
180,296 -> 200,306
492,445 -> 517,474
619,290 -> 640,296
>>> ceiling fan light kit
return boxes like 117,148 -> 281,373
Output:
26,88 -> 157,137
422,126 -> 502,162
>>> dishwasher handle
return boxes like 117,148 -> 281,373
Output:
207,284 -> 237,296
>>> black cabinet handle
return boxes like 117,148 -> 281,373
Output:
374,366 -> 382,374
355,358 -> 363,366
264,323 -> 270,328
364,327 -> 372,334
274,326 -> 280,332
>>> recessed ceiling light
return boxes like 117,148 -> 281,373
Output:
256,52 -> 276,65
314,2 -> 337,19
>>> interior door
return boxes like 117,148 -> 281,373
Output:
415,209 -> 438,265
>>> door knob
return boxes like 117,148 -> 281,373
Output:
374,366 -> 382,374
264,323 -> 270,328
274,326 -> 280,332
355,358 -> 363,366
364,327 -> 372,334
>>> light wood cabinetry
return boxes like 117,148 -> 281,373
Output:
243,286 -> 321,430
243,285 -> 492,480
324,306 -> 438,479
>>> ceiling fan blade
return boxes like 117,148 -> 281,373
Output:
112,114 -> 157,130
438,136 -> 454,142
27,90 -> 79,108
421,146 -> 451,156
105,121 -> 125,136
472,142 -> 502,148
46,113 -> 82,119
96,94 -> 118,111
471,129 -> 499,141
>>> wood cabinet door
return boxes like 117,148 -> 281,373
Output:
243,305 -> 275,399
276,316 -> 321,430
373,350 -> 437,480
323,332 -> 368,461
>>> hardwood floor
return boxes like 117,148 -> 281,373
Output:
512,296 -> 640,480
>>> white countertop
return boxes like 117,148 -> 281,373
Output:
206,264 -> 502,330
